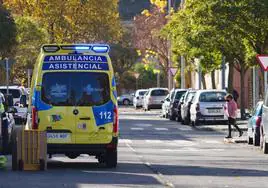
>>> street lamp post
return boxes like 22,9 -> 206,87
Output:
168,0 -> 172,90
134,73 -> 140,90
5,58 -> 9,95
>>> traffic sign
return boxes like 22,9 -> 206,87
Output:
257,55 -> 268,71
169,67 -> 178,76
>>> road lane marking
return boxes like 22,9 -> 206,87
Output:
155,128 -> 168,131
145,140 -> 163,144
133,123 -> 152,127
169,140 -> 196,146
119,139 -> 132,144
162,148 -> 225,152
131,127 -> 144,130
202,140 -> 221,144
177,127 -> 192,131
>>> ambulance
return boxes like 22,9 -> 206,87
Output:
28,44 -> 118,167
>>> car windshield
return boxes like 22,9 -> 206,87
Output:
151,89 -> 169,96
41,72 -> 110,106
199,92 -> 226,102
186,92 -> 196,102
139,91 -> 147,96
0,89 -> 21,98
175,91 -> 186,100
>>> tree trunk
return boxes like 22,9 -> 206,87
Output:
228,62 -> 234,93
201,72 -> 207,89
240,64 -> 246,120
211,70 -> 216,89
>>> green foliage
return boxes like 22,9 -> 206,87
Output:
4,0 -> 122,43
12,17 -> 48,84
0,4 -> 16,58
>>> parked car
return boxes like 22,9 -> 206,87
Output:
247,101 -> 263,146
174,93 -> 186,122
117,93 -> 134,105
161,94 -> 171,118
0,86 -> 27,106
0,86 -> 28,125
190,90 -> 226,126
168,89 -> 187,120
133,89 -> 148,109
181,89 -> 197,125
0,107 -> 16,154
144,88 -> 169,111
260,94 -> 268,154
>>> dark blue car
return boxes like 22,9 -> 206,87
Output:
247,101 -> 263,146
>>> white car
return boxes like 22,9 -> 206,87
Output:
0,85 -> 27,106
0,108 -> 16,154
133,89 -> 148,109
144,88 -> 169,111
181,89 -> 197,124
161,94 -> 171,118
190,90 -> 227,126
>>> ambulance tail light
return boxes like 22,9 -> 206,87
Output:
256,116 -> 262,127
113,107 -> 119,133
32,106 -> 39,129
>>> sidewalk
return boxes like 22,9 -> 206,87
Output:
195,120 -> 248,143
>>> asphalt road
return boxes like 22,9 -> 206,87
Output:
1,107 -> 268,188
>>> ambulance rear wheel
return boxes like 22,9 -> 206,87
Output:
11,130 -> 18,171
105,150 -> 117,168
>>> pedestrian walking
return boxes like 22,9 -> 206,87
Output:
224,93 -> 243,138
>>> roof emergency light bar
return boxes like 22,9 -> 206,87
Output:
42,44 -> 110,53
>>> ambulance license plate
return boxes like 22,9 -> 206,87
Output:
47,133 -> 71,143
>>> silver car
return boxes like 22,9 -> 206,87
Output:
144,88 -> 169,111
190,90 -> 227,126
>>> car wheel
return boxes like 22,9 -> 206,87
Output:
253,127 -> 260,146
263,138 -> 268,154
105,150 -> 117,168
169,113 -> 176,121
260,126 -> 264,149
177,114 -> 181,122
123,99 -> 130,105
11,129 -> 18,171
184,116 -> 190,125
247,135 -> 253,145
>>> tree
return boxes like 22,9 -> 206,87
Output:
133,2 -> 169,86
4,0 -> 122,43
11,16 -> 48,84
0,4 -> 16,84
163,0 -> 268,119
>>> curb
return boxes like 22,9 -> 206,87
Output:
224,138 -> 247,144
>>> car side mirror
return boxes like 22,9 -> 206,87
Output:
136,96 -> 139,100
161,100 -> 164,103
